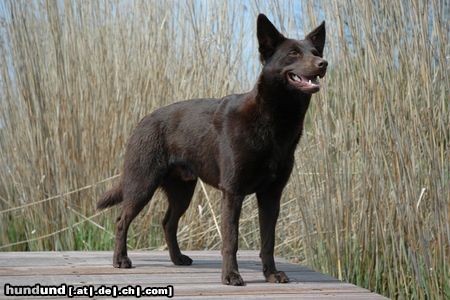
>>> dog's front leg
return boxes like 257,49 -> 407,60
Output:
221,192 -> 245,286
256,188 -> 289,283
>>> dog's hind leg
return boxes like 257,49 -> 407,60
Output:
113,178 -> 159,268
161,175 -> 197,265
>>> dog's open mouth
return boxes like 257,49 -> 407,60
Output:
287,72 -> 321,93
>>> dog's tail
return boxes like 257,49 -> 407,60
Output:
97,183 -> 123,210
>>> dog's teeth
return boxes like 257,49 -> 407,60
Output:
309,80 -> 311,84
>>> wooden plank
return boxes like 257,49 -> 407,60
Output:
2,294 -> 387,300
0,250 -> 263,259
0,279 -> 386,298
175,294 -> 387,300
0,266 -> 317,277
0,261 -> 310,274
0,283 -> 378,298
0,273 -> 345,286
0,251 -> 388,299
0,251 -> 281,268
0,251 -> 302,273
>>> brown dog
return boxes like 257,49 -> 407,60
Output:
97,14 -> 327,286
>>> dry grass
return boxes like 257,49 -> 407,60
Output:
0,1 -> 448,299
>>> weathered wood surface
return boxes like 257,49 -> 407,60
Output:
0,251 -> 388,299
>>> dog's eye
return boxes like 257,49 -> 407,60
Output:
311,49 -> 320,56
288,50 -> 300,56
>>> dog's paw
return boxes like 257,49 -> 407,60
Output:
113,255 -> 132,268
172,254 -> 193,266
266,271 -> 289,283
222,271 -> 245,286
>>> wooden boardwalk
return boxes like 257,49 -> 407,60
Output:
0,251 -> 387,299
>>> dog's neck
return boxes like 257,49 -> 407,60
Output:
253,73 -> 311,127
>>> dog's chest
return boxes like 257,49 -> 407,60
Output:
218,100 -> 305,194
230,134 -> 296,194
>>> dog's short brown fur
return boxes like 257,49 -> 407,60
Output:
97,14 -> 327,286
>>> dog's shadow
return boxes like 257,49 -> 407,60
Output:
131,255 -> 339,284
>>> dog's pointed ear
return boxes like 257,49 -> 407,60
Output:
257,14 -> 285,64
306,21 -> 326,56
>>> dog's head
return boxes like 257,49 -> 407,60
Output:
257,14 -> 327,94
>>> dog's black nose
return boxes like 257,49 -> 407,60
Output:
317,59 -> 328,69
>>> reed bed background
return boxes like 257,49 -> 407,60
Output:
0,0 -> 448,299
